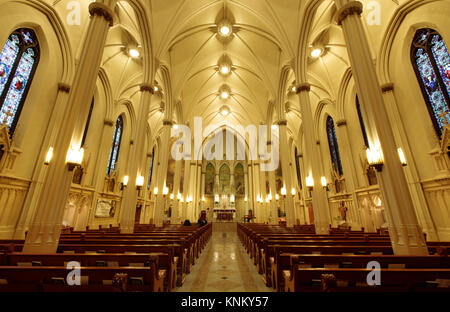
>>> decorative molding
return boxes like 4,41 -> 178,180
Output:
336,120 -> 347,127
57,82 -> 70,93
276,119 -> 288,126
104,119 -> 114,127
381,83 -> 394,93
295,83 -> 311,93
337,1 -> 363,26
163,119 -> 174,126
88,2 -> 114,27
140,83 -> 155,94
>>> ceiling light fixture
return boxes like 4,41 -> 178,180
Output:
220,64 -> 231,75
221,91 -> 230,100
128,48 -> 140,58
220,106 -> 230,116
311,48 -> 323,58
219,25 -> 231,36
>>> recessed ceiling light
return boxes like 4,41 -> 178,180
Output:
220,64 -> 231,75
129,48 -> 140,58
311,48 -> 323,58
219,25 -> 231,36
221,91 -> 229,100
221,107 -> 230,116
291,86 -> 297,93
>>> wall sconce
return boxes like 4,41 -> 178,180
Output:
202,195 -> 206,202
291,188 -> 296,196
275,194 -> 279,201
162,186 -> 169,197
244,196 -> 248,202
215,194 -> 219,203
268,193 -> 272,201
280,187 -> 287,197
305,176 -> 314,191
230,194 -> 235,203
398,148 -> 407,167
177,193 -> 182,201
366,147 -> 384,172
187,196 -> 193,203
120,175 -> 129,191
321,176 -> 329,191
180,197 -> 184,203
170,193 -> 174,200
66,145 -> 84,171
44,147 -> 53,165
154,187 -> 158,195
136,175 -> 144,191
265,197 -> 270,203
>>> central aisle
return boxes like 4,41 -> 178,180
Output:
177,222 -> 273,292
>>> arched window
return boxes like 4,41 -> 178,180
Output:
147,148 -> 155,190
326,116 -> 343,176
294,147 -> 302,190
81,97 -> 94,147
0,28 -> 39,136
205,163 -> 215,195
106,116 -> 123,175
411,28 -> 450,138
356,95 -> 369,148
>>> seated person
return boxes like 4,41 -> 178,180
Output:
183,219 -> 192,226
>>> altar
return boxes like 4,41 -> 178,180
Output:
213,209 -> 236,221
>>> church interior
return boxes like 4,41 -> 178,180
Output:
0,0 -> 449,293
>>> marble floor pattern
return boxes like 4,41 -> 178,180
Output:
177,222 -> 274,292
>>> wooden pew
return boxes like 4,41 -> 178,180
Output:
283,267 -> 450,292
271,253 -> 449,292
3,252 -> 177,292
0,265 -> 164,292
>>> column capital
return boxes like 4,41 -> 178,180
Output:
336,119 -> 347,127
89,2 -> 115,27
295,83 -> 311,93
336,1 -> 363,26
104,118 -> 114,126
147,153 -> 152,157
140,83 -> 155,94
381,82 -> 394,93
130,139 -> 134,145
58,82 -> 71,93
163,119 -> 174,126
276,119 -> 288,126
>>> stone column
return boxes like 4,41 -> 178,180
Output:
188,161 -> 197,221
268,167 -> 278,224
381,83 -> 438,241
23,1 -> 115,253
200,168 -> 206,212
296,84 -> 331,234
252,162 -> 261,222
335,0 -> 427,254
153,121 -> 173,227
181,158 -> 191,221
334,119 -> 363,230
244,166 -> 250,216
277,120 -> 296,228
172,159 -> 182,224
119,84 -> 154,233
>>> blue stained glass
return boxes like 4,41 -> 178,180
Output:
412,29 -> 450,138
0,48 -> 35,128
430,35 -> 450,96
415,48 -> 450,134
0,35 -> 20,99
326,116 -> 343,176
107,117 -> 123,175
147,152 -> 154,190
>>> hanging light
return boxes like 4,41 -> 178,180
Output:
311,48 -> 323,58
128,48 -> 140,58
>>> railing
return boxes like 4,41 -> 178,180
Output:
355,186 -> 384,233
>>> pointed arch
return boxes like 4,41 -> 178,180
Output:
326,115 -> 343,176
107,115 -> 124,175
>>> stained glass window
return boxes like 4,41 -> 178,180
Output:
356,95 -> 369,148
326,116 -> 343,176
294,147 -> 302,190
0,29 -> 39,136
411,29 -> 450,138
81,98 -> 94,148
107,116 -> 123,175
147,148 -> 155,190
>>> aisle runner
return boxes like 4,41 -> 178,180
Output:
177,223 -> 273,292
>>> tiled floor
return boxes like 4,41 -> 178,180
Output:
176,222 -> 274,292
